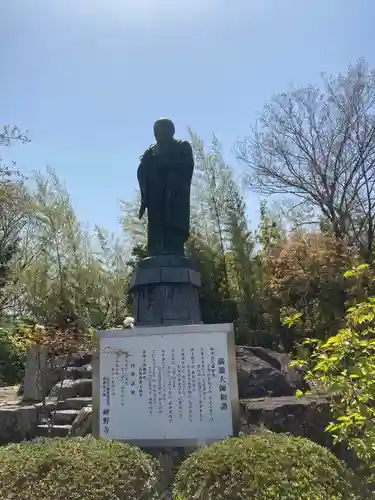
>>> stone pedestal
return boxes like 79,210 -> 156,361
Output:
129,255 -> 201,326
23,345 -> 49,401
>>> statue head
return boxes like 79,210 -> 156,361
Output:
153,118 -> 175,143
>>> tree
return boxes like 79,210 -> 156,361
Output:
0,124 -> 32,312
120,191 -> 147,249
190,131 -> 230,256
0,180 -> 34,311
267,230 -> 355,351
91,227 -> 130,329
17,168 -> 130,329
185,231 -> 237,325
189,132 -> 275,341
235,59 -> 375,263
222,175 -> 262,343
0,125 -> 29,147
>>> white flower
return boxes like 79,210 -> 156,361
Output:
123,317 -> 135,329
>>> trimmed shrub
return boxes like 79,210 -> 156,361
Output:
0,436 -> 162,499
173,432 -> 367,499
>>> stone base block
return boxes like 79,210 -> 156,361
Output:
129,255 -> 201,326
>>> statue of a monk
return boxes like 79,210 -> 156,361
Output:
137,118 -> 194,257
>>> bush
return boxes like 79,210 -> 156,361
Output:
0,320 -> 28,384
289,263 -> 375,481
265,232 -> 354,350
173,433 -> 366,499
0,437 -> 162,499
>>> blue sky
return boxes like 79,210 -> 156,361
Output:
1,0 -> 374,234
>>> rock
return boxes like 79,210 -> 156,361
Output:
240,395 -> 357,466
21,350 -> 93,402
241,394 -> 330,437
57,397 -> 92,410
246,347 -> 308,392
51,409 -> 80,426
45,353 -> 92,389
48,378 -> 92,400
37,424 -> 71,438
70,351 -> 93,367
69,405 -> 92,437
236,346 -> 296,398
46,354 -> 70,391
23,345 -> 49,401
66,364 -> 92,380
0,405 -> 40,444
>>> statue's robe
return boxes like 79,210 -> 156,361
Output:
137,139 -> 194,256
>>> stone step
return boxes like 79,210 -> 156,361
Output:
49,378 -> 92,400
57,397 -> 92,410
66,364 -> 92,380
36,424 -> 71,438
51,409 -> 80,426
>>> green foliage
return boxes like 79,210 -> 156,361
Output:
173,433 -> 365,499
187,133 -> 269,341
0,319 -> 34,384
3,114 -> 375,360
0,437 -> 162,500
0,174 -> 32,311
288,264 -> 375,480
186,232 -> 237,324
8,168 -> 131,330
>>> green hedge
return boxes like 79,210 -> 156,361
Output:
173,432 -> 366,499
0,437 -> 162,499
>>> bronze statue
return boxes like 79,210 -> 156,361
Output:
137,119 -> 194,257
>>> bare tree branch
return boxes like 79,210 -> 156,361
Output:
235,58 -> 375,262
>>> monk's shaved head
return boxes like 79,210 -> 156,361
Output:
154,118 -> 175,142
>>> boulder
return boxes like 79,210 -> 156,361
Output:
20,351 -> 93,400
240,395 -> 357,466
0,405 -> 39,445
236,346 -> 296,398
46,352 -> 93,388
48,378 -> 92,401
241,394 -> 330,438
246,346 -> 308,392
69,351 -> 93,367
69,405 -> 92,437
66,364 -> 92,380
